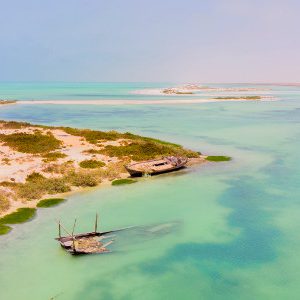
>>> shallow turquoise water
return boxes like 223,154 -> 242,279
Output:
0,83 -> 299,299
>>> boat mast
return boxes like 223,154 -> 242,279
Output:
72,218 -> 77,236
56,219 -> 77,253
94,213 -> 98,233
58,220 -> 61,238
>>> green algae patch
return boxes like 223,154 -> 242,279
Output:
206,156 -> 232,162
37,198 -> 66,208
0,224 -> 12,235
112,178 -> 137,186
79,159 -> 106,169
0,208 -> 36,224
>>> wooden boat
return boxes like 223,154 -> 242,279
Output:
125,156 -> 188,177
55,214 -> 131,255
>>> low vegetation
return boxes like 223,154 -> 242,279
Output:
206,156 -> 232,162
0,120 -> 31,129
99,140 -> 198,161
0,131 -> 61,153
79,159 -> 106,169
42,161 -> 75,174
62,127 -> 123,143
214,96 -> 261,100
42,151 -> 67,162
0,193 -> 10,213
26,172 -> 45,182
67,171 -> 100,187
83,149 -> 102,154
37,198 -> 66,208
112,178 -> 137,186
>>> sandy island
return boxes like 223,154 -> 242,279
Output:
132,84 -> 272,96
0,120 -> 207,223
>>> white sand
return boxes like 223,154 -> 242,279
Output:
0,127 -> 121,184
17,96 -> 276,106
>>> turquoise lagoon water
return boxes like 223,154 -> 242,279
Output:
0,83 -> 299,299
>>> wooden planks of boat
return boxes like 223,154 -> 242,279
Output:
55,215 -> 134,255
125,156 -> 188,177
60,236 -> 113,255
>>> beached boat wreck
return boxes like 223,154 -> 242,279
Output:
55,214 -> 129,255
125,156 -> 188,177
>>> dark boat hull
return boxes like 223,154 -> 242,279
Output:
55,230 -> 114,243
55,226 -> 134,255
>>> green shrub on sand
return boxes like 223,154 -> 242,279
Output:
26,172 -> 45,182
0,208 -> 36,224
67,172 -> 100,187
206,156 -> 232,162
42,151 -> 67,162
0,193 -> 10,214
62,127 -> 122,143
17,178 -> 71,200
0,132 -> 61,154
112,178 -> 137,186
100,140 -> 198,161
40,178 -> 71,194
0,120 -> 31,129
37,198 -> 66,208
79,159 -> 105,169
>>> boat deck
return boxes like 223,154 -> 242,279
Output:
125,156 -> 188,176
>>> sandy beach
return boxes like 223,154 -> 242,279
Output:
0,125 -> 128,217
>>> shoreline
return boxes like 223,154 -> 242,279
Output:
1,157 -> 207,220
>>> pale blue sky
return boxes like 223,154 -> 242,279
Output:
0,0 -> 299,82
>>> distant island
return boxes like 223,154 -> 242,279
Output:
0,100 -> 17,105
213,96 -> 262,100
0,120 -> 232,235
133,84 -> 272,97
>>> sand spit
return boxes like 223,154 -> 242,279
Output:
17,96 -> 276,106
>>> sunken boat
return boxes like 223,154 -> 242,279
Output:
55,214 -> 130,255
125,156 -> 188,177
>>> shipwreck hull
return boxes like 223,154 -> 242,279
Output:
125,164 -> 186,177
125,157 -> 188,177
